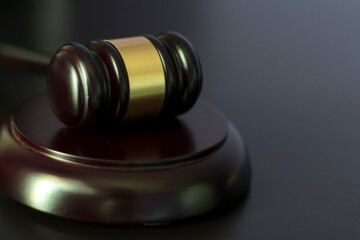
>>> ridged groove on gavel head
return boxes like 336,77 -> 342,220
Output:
86,40 -> 129,125
47,43 -> 105,129
149,32 -> 202,116
47,32 -> 202,129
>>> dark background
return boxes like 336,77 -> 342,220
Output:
1,0 -> 360,239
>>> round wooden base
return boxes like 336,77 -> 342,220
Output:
0,95 -> 250,224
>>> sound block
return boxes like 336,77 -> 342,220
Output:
0,95 -> 251,224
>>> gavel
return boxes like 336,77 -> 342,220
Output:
1,32 -> 202,129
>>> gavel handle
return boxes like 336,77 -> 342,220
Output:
0,43 -> 51,73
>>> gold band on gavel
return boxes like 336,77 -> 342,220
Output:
106,37 -> 165,122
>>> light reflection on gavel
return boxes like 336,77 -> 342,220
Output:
0,32 -> 202,130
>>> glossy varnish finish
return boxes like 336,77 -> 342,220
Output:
47,32 -> 202,129
0,95 -> 250,224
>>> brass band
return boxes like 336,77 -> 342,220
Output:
106,37 -> 165,122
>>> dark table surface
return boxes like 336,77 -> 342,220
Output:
1,0 -> 360,239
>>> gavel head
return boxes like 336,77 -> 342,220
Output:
47,32 -> 202,129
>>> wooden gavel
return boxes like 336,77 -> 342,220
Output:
1,32 -> 202,129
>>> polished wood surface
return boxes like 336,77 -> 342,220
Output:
47,33 -> 202,129
2,0 -> 358,239
0,95 -> 250,224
